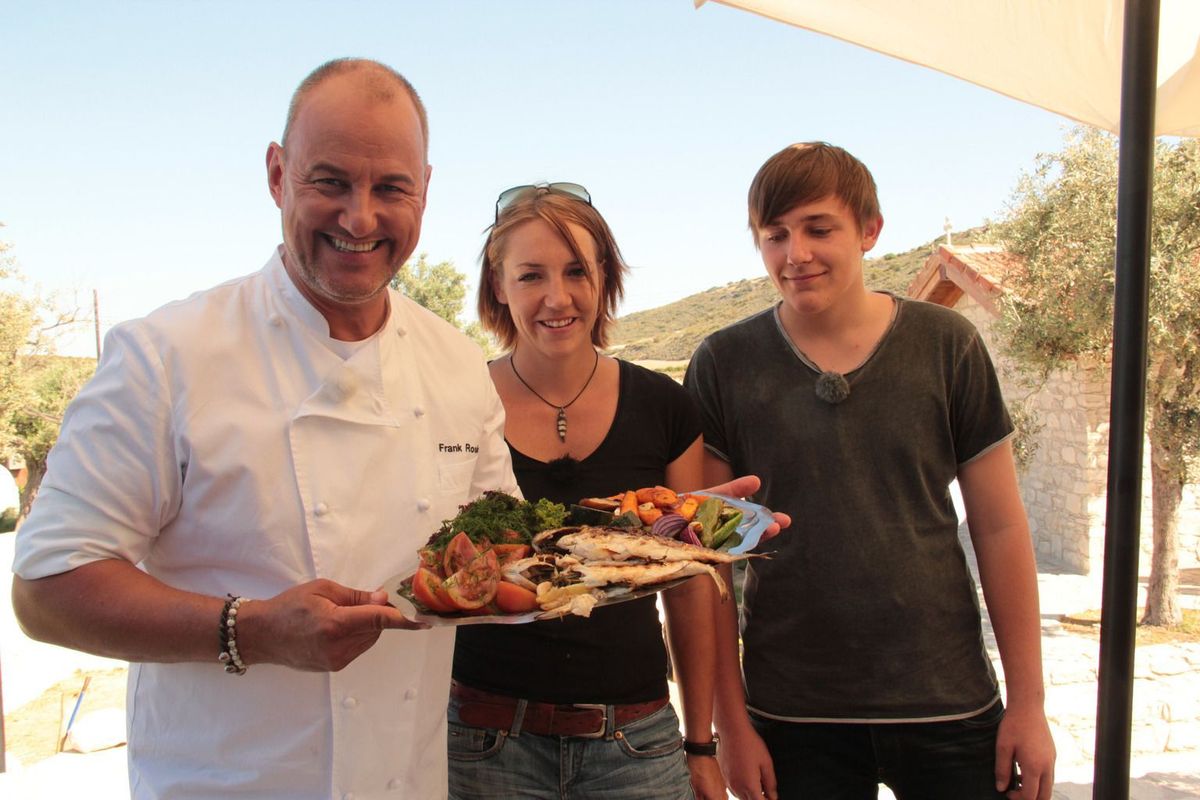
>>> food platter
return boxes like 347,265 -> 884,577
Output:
661,493 -> 773,555
564,493 -> 773,555
386,491 -> 776,626
385,573 -> 690,627
718,494 -> 774,554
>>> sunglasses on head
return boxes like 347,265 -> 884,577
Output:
495,182 -> 592,222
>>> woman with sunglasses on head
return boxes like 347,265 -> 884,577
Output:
447,183 -> 724,800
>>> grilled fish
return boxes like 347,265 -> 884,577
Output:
562,559 -> 729,600
501,554 -> 559,592
540,526 -> 754,565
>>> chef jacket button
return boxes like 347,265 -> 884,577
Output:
404,688 -> 417,701
416,499 -> 431,513
268,314 -> 283,327
413,407 -> 425,418
396,326 -> 407,337
387,778 -> 402,791
314,502 -> 330,517
342,696 -> 358,709
334,372 -> 358,398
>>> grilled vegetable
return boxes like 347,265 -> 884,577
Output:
676,496 -> 700,522
709,510 -> 744,550
637,502 -> 664,526
695,496 -> 724,548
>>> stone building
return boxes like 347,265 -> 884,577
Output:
908,243 -> 1200,575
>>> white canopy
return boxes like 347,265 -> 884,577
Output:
696,0 -> 1200,137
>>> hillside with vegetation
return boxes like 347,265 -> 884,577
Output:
610,226 -> 992,361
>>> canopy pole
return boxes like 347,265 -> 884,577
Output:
1093,0 -> 1158,797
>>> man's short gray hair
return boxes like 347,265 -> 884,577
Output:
281,58 -> 429,157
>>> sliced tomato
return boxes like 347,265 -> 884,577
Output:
411,567 -> 456,613
417,547 -> 443,575
490,543 -> 532,565
496,528 -> 525,544
443,531 -> 480,577
494,581 -> 539,613
444,548 -> 500,610
462,601 -> 501,616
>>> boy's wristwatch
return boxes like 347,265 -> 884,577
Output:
683,735 -> 720,756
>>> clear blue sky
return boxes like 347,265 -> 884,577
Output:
1,1 -> 1071,357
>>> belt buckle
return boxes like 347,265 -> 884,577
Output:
569,703 -> 608,738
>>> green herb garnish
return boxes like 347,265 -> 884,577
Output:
425,491 -> 567,549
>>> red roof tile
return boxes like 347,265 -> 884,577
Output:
907,244 -> 1023,316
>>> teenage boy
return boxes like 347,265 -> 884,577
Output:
685,142 -> 1056,800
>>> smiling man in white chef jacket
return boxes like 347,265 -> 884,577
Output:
11,58 -> 518,799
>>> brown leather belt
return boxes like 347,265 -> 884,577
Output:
451,681 -> 669,739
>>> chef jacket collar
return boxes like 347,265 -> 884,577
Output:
265,246 -> 406,347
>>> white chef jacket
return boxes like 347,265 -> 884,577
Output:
14,249 -> 518,799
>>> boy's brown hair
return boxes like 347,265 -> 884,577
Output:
477,188 -> 628,350
748,142 -> 881,244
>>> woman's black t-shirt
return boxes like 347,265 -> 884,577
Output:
451,359 -> 701,704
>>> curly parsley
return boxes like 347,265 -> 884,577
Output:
425,491 -> 567,549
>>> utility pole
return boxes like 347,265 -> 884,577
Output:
93,288 -> 101,359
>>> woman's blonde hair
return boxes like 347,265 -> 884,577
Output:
477,188 -> 628,350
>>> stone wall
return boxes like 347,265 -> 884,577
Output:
1040,636 -> 1200,767
950,295 -> 1200,574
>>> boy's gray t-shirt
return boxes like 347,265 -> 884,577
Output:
685,296 -> 1013,721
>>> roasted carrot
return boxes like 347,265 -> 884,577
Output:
651,488 -> 679,508
619,490 -> 639,516
638,503 -> 664,526
677,496 -> 700,522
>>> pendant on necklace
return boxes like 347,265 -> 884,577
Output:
508,349 -> 599,444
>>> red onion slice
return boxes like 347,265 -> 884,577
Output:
651,513 -> 688,539
679,522 -> 704,547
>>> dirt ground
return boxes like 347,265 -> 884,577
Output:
3,666 -> 127,766
1058,608 -> 1200,645
1055,567 -> 1200,645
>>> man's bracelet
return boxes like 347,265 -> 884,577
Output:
218,594 -> 248,675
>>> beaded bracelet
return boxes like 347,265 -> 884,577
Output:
218,593 -> 248,675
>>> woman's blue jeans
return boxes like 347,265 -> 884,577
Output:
750,701 -> 1011,799
447,696 -> 694,800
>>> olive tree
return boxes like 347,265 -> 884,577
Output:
391,253 -> 491,352
391,253 -> 468,324
8,356 -> 95,521
995,128 -> 1200,626
0,233 -> 39,475
0,226 -> 92,522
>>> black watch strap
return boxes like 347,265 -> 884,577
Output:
683,735 -> 719,756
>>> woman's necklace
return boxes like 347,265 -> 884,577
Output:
510,349 -> 601,442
